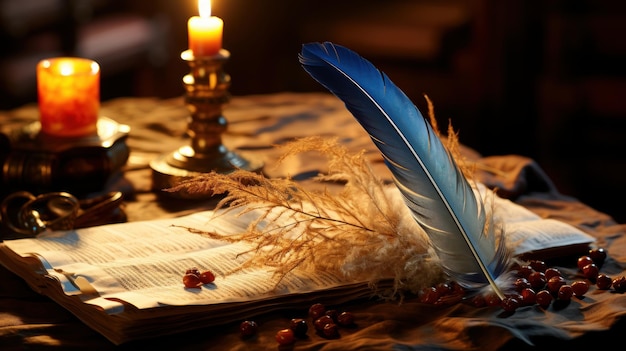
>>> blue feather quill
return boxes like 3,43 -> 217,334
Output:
299,42 -> 511,298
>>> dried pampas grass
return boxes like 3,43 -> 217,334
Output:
168,137 -> 444,298
167,100 -> 465,298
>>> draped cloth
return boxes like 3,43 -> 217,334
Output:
1,93 -> 624,350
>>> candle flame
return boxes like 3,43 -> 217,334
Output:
199,0 -> 211,18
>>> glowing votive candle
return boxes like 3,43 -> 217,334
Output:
37,57 -> 100,137
188,0 -> 223,57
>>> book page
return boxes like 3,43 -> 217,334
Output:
3,209 -> 353,313
490,195 -> 595,255
2,191 -> 595,315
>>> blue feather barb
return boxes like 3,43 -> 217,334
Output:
299,42 -> 511,298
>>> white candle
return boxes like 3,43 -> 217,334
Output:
188,0 -> 223,57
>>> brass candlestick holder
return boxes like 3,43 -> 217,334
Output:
150,49 -> 263,197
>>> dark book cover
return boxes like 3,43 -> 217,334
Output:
0,117 -> 130,195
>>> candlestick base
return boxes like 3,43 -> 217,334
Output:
150,145 -> 263,199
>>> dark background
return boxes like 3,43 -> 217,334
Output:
1,0 -> 625,222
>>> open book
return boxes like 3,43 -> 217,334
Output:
0,194 -> 594,345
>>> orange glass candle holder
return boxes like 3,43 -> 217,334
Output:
37,57 -> 100,137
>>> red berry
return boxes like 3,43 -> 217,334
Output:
308,303 -> 326,320
325,309 -> 339,322
571,280 -> 589,297
546,276 -> 567,295
514,277 -> 531,292
528,271 -> 547,290
577,256 -> 593,271
314,315 -> 334,332
275,328 -> 295,345
582,263 -> 599,280
182,273 -> 202,288
589,247 -> 607,266
612,276 -> 626,292
501,296 -> 520,312
199,270 -> 215,284
536,290 -> 553,308
520,288 -> 537,306
544,268 -> 562,281
239,320 -> 258,338
419,286 -> 441,304
289,318 -> 308,338
435,281 -> 450,293
516,265 -> 534,278
322,323 -> 339,338
337,311 -> 355,326
529,260 -> 547,273
506,292 -> 523,300
448,281 -> 466,296
596,274 -> 613,290
185,267 -> 201,276
557,285 -> 574,301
